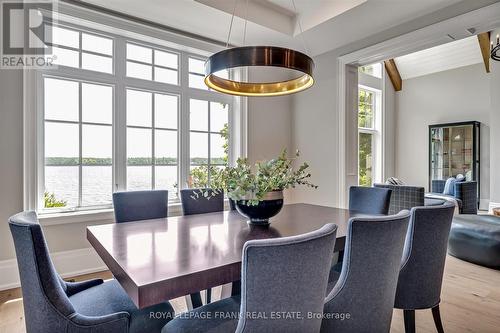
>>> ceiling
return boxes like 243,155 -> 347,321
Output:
394,36 -> 483,80
78,0 -> 495,57
196,0 -> 368,36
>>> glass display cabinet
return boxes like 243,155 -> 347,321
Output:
429,121 -> 480,193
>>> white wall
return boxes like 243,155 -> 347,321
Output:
247,67 -> 293,163
291,52 -> 341,206
489,28 -> 500,207
383,70 -> 397,180
394,64 -> 491,208
0,69 -> 24,261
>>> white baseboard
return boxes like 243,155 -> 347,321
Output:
489,202 -> 500,214
0,247 -> 107,291
479,199 -> 490,211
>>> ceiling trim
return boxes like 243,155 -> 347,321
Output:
61,0 -> 229,47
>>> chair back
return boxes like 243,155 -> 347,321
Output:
113,190 -> 168,223
394,203 -> 455,310
322,211 -> 410,333
349,186 -> 392,215
374,184 -> 424,214
9,212 -> 75,333
236,224 -> 337,333
180,189 -> 224,215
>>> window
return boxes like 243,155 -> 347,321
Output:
126,43 -> 179,85
35,22 -> 238,214
188,57 -> 229,90
47,25 -> 114,74
188,100 -> 229,186
44,77 -> 113,209
358,63 -> 382,78
358,86 -> 380,187
126,89 -> 178,198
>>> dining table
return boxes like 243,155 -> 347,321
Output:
86,203 -> 354,309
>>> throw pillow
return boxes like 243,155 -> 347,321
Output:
386,177 -> 404,185
443,177 -> 456,196
456,174 -> 465,182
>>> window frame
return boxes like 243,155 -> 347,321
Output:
357,83 -> 382,187
25,17 -> 244,219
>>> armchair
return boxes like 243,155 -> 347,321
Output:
431,180 -> 478,214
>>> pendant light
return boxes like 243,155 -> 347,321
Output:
204,0 -> 314,97
492,34 -> 500,61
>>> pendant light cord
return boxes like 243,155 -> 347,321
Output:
226,0 -> 238,48
243,0 -> 249,45
291,0 -> 309,55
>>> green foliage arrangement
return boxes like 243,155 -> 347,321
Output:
200,149 -> 317,206
44,191 -> 67,208
189,123 -> 229,188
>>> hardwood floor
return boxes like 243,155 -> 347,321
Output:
1,255 -> 499,333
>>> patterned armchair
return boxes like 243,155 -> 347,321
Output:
374,184 -> 425,215
430,180 -> 478,214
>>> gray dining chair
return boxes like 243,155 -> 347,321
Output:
180,188 -> 224,215
349,186 -> 392,215
180,188 -> 225,306
9,211 -> 174,333
322,211 -> 410,333
374,184 -> 425,215
162,223 -> 338,333
394,203 -> 455,333
113,190 -> 169,223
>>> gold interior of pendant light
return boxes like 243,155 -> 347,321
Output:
204,0 -> 314,96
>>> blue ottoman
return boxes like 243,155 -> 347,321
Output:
448,215 -> 500,268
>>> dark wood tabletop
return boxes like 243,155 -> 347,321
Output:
87,203 -> 354,309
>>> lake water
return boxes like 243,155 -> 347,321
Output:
45,166 -> 177,208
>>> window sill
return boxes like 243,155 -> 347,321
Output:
38,202 -> 184,226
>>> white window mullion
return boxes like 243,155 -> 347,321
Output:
115,37 -> 127,192
36,72 -> 45,211
179,52 -> 190,190
151,93 -> 156,189
207,101 -> 212,184
78,82 -> 83,207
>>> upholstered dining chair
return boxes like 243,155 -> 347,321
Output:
322,211 -> 411,333
113,190 -> 169,223
180,188 -> 224,215
161,223 -> 338,333
180,188 -> 224,306
9,211 -> 174,333
394,203 -> 455,333
349,186 -> 392,215
374,184 -> 425,215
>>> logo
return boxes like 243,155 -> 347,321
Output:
1,0 -> 56,68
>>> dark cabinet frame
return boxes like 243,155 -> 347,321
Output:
428,121 -> 480,200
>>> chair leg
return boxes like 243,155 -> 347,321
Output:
189,293 -> 203,309
206,288 -> 212,304
231,280 -> 241,296
432,305 -> 445,333
403,310 -> 416,333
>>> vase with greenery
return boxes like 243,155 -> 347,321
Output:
195,149 -> 317,225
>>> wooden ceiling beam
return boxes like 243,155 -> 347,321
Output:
477,31 -> 491,73
384,59 -> 402,91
